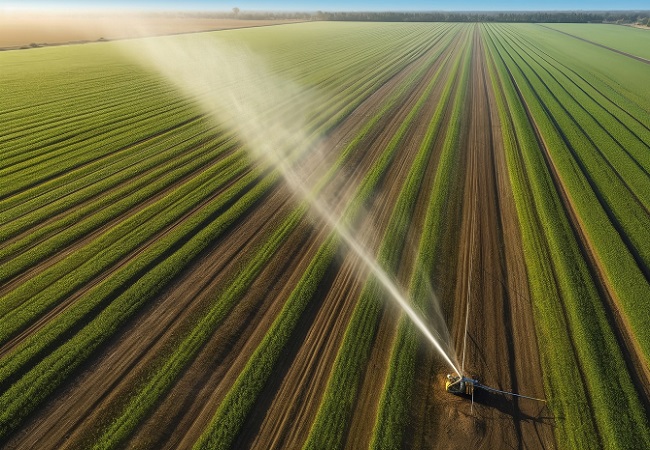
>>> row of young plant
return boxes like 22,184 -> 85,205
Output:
303,25 -> 459,136
484,23 -> 650,450
369,31 -> 471,450
514,27 -> 650,173
483,27 -> 601,449
0,119 -> 227,272
0,145 -> 254,342
1,107 -> 205,220
2,22 -> 449,243
0,74 -> 172,163
489,24 -> 650,363
496,25 -> 650,364
195,27 -> 466,448
0,114 -> 214,245
1,93 -> 194,198
505,27 -> 650,205
0,20 -> 446,338
0,24 -> 456,443
0,167 -> 282,440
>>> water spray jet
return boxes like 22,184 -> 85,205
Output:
131,34 -> 462,376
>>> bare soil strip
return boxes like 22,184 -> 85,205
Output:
422,26 -> 554,450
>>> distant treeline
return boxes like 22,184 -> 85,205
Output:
313,11 -> 650,24
170,10 -> 649,25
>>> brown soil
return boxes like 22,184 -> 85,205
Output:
415,26 -> 556,450
0,12 -> 303,50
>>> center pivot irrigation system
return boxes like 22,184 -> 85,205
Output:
444,191 -> 545,408
444,303 -> 546,405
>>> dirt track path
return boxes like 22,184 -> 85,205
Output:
418,26 -> 555,450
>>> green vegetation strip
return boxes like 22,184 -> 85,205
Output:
484,27 -> 598,448
0,150 -> 251,342
0,127 -> 230,271
0,168 -> 281,440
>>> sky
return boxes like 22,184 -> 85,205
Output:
1,0 -> 649,11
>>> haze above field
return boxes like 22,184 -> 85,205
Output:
3,0 -> 650,11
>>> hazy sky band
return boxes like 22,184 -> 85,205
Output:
3,0 -> 650,11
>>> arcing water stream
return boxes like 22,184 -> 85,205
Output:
130,33 -> 461,376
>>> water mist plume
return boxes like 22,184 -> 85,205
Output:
127,32 -> 461,375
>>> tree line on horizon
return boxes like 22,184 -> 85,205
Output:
175,9 -> 650,25
312,10 -> 650,24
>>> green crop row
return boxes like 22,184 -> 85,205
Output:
0,168 -> 281,440
369,29 -> 471,450
0,22 -> 459,444
0,149 -> 251,341
0,130 -> 236,283
0,121 -> 227,260
1,90 -> 191,175
1,100 -> 198,200
485,23 -> 650,449
483,26 -> 599,448
1,20 -> 430,331
541,23 -> 650,61
506,27 -> 650,174
0,115 -> 214,240
502,27 -> 650,222
504,42 -> 650,207
0,77 -> 175,162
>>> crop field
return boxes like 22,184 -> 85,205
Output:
1,21 -> 649,449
